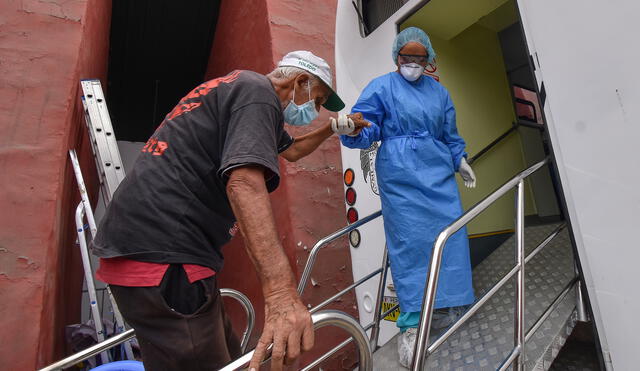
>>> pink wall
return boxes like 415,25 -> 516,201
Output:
0,0 -> 112,368
0,0 -> 355,368
206,0 -> 358,368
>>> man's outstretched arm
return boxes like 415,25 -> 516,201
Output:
280,113 -> 369,162
226,165 -> 313,371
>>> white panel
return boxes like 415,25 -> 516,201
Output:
335,0 -> 426,345
517,1 -> 640,369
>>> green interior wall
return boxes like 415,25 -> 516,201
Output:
402,0 -> 536,234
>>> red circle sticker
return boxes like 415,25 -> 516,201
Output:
347,207 -> 359,224
345,187 -> 357,205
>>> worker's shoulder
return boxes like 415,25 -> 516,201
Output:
421,75 -> 450,96
362,72 -> 395,92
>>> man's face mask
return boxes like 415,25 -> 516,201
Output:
399,62 -> 425,82
283,79 -> 318,126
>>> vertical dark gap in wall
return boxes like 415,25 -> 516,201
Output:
106,0 -> 221,142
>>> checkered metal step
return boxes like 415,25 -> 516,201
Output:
372,223 -> 577,370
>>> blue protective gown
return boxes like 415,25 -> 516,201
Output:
341,72 -> 474,313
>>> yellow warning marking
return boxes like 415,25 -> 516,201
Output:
382,297 -> 400,322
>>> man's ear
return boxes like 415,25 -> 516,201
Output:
295,73 -> 310,89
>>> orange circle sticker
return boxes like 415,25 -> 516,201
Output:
344,168 -> 355,186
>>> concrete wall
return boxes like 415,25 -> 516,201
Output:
0,0 -> 112,368
206,0 -> 358,368
0,0 -> 355,368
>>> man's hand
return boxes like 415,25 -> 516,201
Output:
346,112 -> 370,137
249,289 -> 314,371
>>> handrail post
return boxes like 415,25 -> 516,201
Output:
514,180 -> 526,370
297,210 -> 382,295
369,245 -> 389,350
411,232 -> 450,370
220,289 -> 255,353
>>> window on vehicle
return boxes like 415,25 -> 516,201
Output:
357,0 -> 410,36
513,85 -> 542,124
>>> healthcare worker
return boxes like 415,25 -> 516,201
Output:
340,27 -> 477,367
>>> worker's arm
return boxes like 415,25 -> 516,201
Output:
280,113 -> 369,162
226,165 -> 313,371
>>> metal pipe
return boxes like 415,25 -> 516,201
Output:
428,264 -> 520,353
468,125 -> 517,165
219,310 -> 373,371
497,345 -> 522,371
74,203 -> 109,365
525,277 -> 578,342
576,280 -> 589,322
69,150 -> 98,238
369,246 -> 389,350
38,329 -> 135,371
220,289 -> 255,353
427,222 -> 567,354
574,259 -> 589,322
70,150 -> 134,360
524,223 -> 566,265
40,288 -> 256,370
514,180 -> 526,371
298,210 -> 382,295
411,159 -> 548,370
310,268 -> 382,314
301,337 -> 352,371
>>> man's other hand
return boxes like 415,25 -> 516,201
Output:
249,289 -> 314,371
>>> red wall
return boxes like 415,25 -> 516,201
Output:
0,0 -> 355,368
0,0 -> 112,368
206,0 -> 358,368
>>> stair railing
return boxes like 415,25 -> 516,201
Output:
411,157 -> 580,370
38,288 -> 255,371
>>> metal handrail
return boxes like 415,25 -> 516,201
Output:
219,288 -> 255,353
38,329 -> 136,371
412,158 -> 552,370
219,310 -> 373,371
39,289 -> 256,371
298,209 -> 382,295
468,124 -> 518,165
425,223 -> 567,354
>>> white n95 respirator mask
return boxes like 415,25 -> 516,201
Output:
400,63 -> 425,82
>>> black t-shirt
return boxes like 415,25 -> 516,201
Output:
92,70 -> 293,271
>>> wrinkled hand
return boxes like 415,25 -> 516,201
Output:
330,114 -> 355,135
249,289 -> 314,371
458,157 -> 477,188
346,112 -> 371,137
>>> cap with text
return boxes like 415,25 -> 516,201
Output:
277,50 -> 345,112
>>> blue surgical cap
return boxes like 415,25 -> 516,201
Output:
392,27 -> 436,65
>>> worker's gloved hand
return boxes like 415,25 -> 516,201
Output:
458,157 -> 477,188
330,114 -> 355,135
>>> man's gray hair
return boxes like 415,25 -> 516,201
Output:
267,66 -> 320,87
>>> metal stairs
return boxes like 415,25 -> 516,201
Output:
372,223 -> 577,370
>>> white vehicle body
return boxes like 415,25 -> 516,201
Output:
336,0 -> 640,369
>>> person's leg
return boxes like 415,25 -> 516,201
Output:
110,265 -> 240,371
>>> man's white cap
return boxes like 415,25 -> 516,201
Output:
277,50 -> 345,112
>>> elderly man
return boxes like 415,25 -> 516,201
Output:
92,50 -> 366,371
